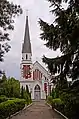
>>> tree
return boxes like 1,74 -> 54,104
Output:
10,86 -> 14,97
0,77 -> 20,97
6,77 -> 20,98
26,85 -> 29,94
0,72 -> 7,85
2,71 -> 7,81
39,0 -> 79,82
39,1 -> 79,118
21,86 -> 24,98
26,85 -> 31,100
0,72 -> 7,94
0,0 -> 22,74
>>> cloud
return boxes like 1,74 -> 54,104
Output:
0,0 -> 60,79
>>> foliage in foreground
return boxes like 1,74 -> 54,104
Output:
0,77 -> 20,98
0,75 -> 32,105
20,85 -> 32,105
47,80 -> 79,119
39,0 -> 79,81
0,98 -> 25,119
0,95 -> 8,103
0,0 -> 22,65
47,96 -> 53,105
39,0 -> 79,119
47,96 -> 63,107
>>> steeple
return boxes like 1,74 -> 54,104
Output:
22,13 -> 32,54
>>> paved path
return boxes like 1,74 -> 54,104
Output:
11,101 -> 65,119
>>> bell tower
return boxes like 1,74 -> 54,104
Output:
20,13 -> 32,81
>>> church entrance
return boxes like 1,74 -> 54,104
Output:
34,85 -> 41,100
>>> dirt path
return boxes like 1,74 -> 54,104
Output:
11,101 -> 65,119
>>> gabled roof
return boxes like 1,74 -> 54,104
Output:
33,61 -> 50,76
22,15 -> 32,54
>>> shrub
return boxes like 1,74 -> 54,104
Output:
53,98 -> 63,105
47,96 -> 53,105
20,86 -> 32,105
0,95 -> 8,103
60,92 -> 79,119
52,98 -> 64,110
0,98 -> 25,119
24,93 -> 32,105
51,89 -> 57,99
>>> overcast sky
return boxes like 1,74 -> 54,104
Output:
0,0 -> 61,80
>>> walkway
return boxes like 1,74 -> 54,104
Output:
11,101 -> 65,119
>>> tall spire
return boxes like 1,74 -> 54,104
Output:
22,12 -> 32,54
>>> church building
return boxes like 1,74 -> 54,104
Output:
20,14 -> 51,100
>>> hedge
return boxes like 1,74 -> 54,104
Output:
52,98 -> 64,111
0,95 -> 8,103
47,96 -> 64,111
47,96 -> 53,105
0,98 -> 26,119
52,98 -> 63,105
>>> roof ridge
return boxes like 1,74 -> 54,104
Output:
33,61 -> 50,75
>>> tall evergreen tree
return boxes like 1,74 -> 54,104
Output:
39,0 -> 79,82
39,1 -> 79,118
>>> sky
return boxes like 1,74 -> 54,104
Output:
0,0 -> 61,80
